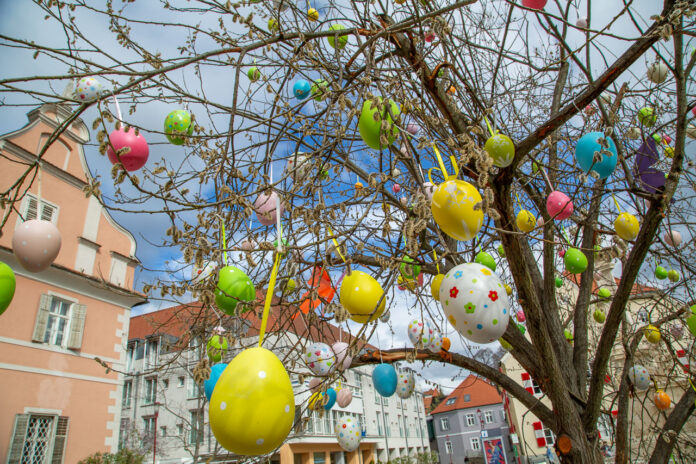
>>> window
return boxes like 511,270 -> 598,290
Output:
533,421 -> 555,447
32,294 -> 86,349
445,398 -> 456,405
122,381 -> 133,408
398,415 -> 404,437
188,377 -> 203,398
500,410 -> 507,423
20,194 -> 58,224
522,373 -> 543,397
532,380 -> 543,395
177,424 -> 184,436
445,441 -> 453,454
143,416 -> 155,434
377,412 -> 383,436
189,410 -> 204,444
126,344 -> 135,372
144,377 -> 156,404
440,417 -> 449,431
7,414 -> 69,464
160,426 -> 167,437
145,339 -> 159,369
313,452 -> 326,464
544,427 -> 556,446
385,413 -> 391,437
162,379 -> 169,389
353,373 -> 362,397
375,384 -> 381,404
465,413 -> 476,426
178,376 -> 185,387
484,411 -> 494,424
463,394 -> 470,402
470,437 -> 481,451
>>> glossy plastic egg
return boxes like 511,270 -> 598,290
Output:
107,127 -> 149,171
358,98 -> 400,150
522,0 -> 547,8
207,334 -> 228,362
307,8 -> 319,21
431,274 -> 444,301
214,265 -> 256,315
311,79 -> 329,101
614,213 -> 640,241
593,309 -> 606,323
0,262 -> 16,315
192,261 -> 217,284
305,342 -> 335,376
285,152 -> 311,183
663,230 -> 681,247
309,378 -> 322,393
564,248 -> 588,274
439,263 -> 510,344
331,342 -> 353,371
484,134 -> 515,168
254,191 -> 284,226
422,182 -> 435,202
407,319 -> 433,347
164,110 -> 194,145
372,363 -> 397,397
431,180 -> 483,241
396,372 -> 415,399
575,132 -> 618,179
628,365 -> 651,391
547,191 -> 573,220
335,416 -> 362,452
427,329 -> 443,351
576,17 -> 588,28
204,363 -> 227,401
474,251 -> 496,271
336,388 -> 353,408
209,347 -> 294,455
654,266 -> 668,280
293,79 -> 311,99
323,387 -> 337,410
407,123 -> 420,135
248,67 -> 261,82
339,271 -> 386,323
647,62 -> 669,84
644,324 -> 661,344
654,390 -> 671,410
399,256 -> 420,280
637,107 -> 657,127
516,210 -> 536,232
76,76 -> 103,101
327,24 -> 348,49
13,220 -> 61,273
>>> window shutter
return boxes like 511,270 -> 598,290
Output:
25,196 -> 38,221
51,416 -> 69,464
7,414 -> 29,464
66,304 -> 86,350
32,294 -> 53,342
40,203 -> 56,223
532,421 -> 546,447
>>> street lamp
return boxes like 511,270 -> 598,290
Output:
153,402 -> 161,464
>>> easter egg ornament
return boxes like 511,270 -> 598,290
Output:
547,191 -> 573,220
516,210 -> 536,232
575,132 -> 618,179
427,330 -> 443,351
307,8 -> 319,21
358,98 -> 400,150
396,372 -> 415,399
191,261 -> 217,285
331,342 -> 353,371
76,76 -> 103,101
248,66 -> 261,82
209,347 -> 295,455
687,124 -> 696,140
207,334 -> 229,362
335,416 -> 362,452
597,288 -> 611,299
647,62 -> 669,84
484,133 -> 515,168
431,274 -> 444,301
438,263 -> 510,344
431,180 -> 483,241
305,342 -> 335,376
293,79 -> 311,100
564,248 -> 588,274
399,256 -> 420,280
614,213 -> 640,241
204,363 -> 227,401
664,230 -> 681,247
323,388 -> 337,410
555,276 -> 563,288
254,191 -> 284,226
0,262 -> 16,315
628,365 -> 651,391
106,127 -> 149,171
214,266 -> 256,315
407,319 -> 433,347
654,266 -> 668,280
372,363 -> 397,397
311,79 -> 329,101
644,325 -> 661,344
309,378 -> 322,393
13,220 -> 62,273
593,309 -> 606,324
637,107 -> 657,127
339,271 -> 386,323
327,24 -> 348,49
522,0 -> 547,9
668,269 -> 680,283
336,388 -> 353,408
654,390 -> 671,410
474,251 -> 496,272
164,109 -> 194,145
576,17 -> 588,28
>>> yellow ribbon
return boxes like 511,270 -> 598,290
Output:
612,194 -> 622,213
433,249 -> 440,274
484,116 -> 496,138
427,144 -> 459,184
258,252 -> 281,347
220,218 -> 227,265
327,225 -> 347,264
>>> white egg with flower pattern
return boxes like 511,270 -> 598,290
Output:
427,329 -> 443,351
304,342 -> 335,376
438,263 -> 510,344
396,372 -> 415,399
407,319 -> 433,347
335,416 -> 362,452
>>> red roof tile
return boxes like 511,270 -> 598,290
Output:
562,272 -> 657,296
429,375 -> 502,414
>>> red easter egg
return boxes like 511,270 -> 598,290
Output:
663,135 -> 672,145
546,191 -> 573,220
522,0 -> 547,9
393,184 -> 401,193
517,310 -> 526,322
106,127 -> 149,171
12,220 -> 62,272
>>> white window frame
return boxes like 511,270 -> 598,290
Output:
484,411 -> 494,424
445,441 -> 453,454
470,437 -> 481,451
122,380 -> 133,408
440,417 -> 450,431
18,193 -> 59,225
143,377 -> 157,405
465,413 -> 476,426
43,297 -> 73,348
532,379 -> 543,396
544,427 -> 556,446
445,398 -> 456,405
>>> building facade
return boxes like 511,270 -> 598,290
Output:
430,375 -> 513,464
0,104 -> 145,463
120,303 -> 432,464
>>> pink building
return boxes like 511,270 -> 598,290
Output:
0,103 -> 146,463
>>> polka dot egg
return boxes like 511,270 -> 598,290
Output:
628,365 -> 651,391
12,220 -> 62,273
407,319 -> 433,347
438,263 -> 510,344
209,347 -> 294,455
427,329 -> 443,351
76,76 -> 102,101
305,342 -> 335,376
335,415 -> 362,452
396,372 -> 415,399
164,109 -> 194,145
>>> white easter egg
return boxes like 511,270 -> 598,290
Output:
427,329 -> 443,351
422,182 -> 435,202
304,342 -> 335,376
335,416 -> 362,452
647,62 -> 669,84
192,261 -> 217,284
76,76 -> 103,101
576,17 -> 588,28
285,152 -> 311,183
407,319 -> 433,347
12,220 -> 62,273
438,263 -> 510,344
628,365 -> 651,391
396,372 -> 415,399
331,342 -> 353,371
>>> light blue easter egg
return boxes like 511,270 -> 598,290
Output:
204,363 -> 227,401
323,387 -> 337,410
372,363 -> 397,397
293,79 -> 311,100
575,132 -> 618,179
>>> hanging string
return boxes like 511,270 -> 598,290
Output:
432,249 -> 440,274
375,326 -> 384,363
540,168 -> 554,191
483,115 -> 496,137
327,225 -> 347,264
112,95 -> 122,122
220,216 -> 228,266
612,194 -> 622,213
428,145 -> 459,185
37,162 -> 42,206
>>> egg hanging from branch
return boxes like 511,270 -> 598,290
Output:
546,191 -> 573,220
254,191 -> 284,226
614,213 -> 640,241
106,127 -> 149,172
484,133 -> 515,168
431,180 -> 484,241
575,132 -> 618,179
164,109 -> 194,145
12,220 -> 62,273
339,271 -> 386,323
358,98 -> 401,150
647,62 -> 669,84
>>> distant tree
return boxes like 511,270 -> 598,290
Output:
77,449 -> 144,464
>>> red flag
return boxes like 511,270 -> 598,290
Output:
296,267 -> 336,318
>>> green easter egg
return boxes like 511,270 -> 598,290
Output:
564,248 -> 588,274
484,133 -> 515,168
215,266 -> 256,315
207,334 -> 228,362
555,276 -> 563,288
474,251 -> 497,272
667,269 -> 680,282
497,244 -> 505,258
311,79 -> 329,101
687,314 -> 696,337
597,288 -> 611,299
637,107 -> 657,127
652,133 -> 662,144
248,67 -> 261,82
327,24 -> 348,49
564,329 -> 573,342
593,309 -> 606,323
0,262 -> 16,315
285,278 -> 296,293
654,266 -> 668,280
268,18 -> 279,32
358,98 -> 400,150
164,109 -> 194,145
399,255 -> 421,280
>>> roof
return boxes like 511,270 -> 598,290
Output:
430,375 -> 503,415
563,272 -> 658,297
422,388 -> 442,414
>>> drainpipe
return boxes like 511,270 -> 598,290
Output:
379,398 -> 390,461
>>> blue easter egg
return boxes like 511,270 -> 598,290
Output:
575,132 -> 618,179
372,363 -> 397,397
323,387 -> 337,410
293,80 -> 311,100
204,363 -> 227,401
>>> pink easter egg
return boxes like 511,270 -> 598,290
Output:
546,191 -> 573,220
584,105 -> 595,116
12,220 -> 62,272
537,216 -> 544,227
309,378 -> 322,393
254,191 -> 284,226
417,272 -> 424,287
663,135 -> 672,145
336,388 -> 353,408
517,310 -> 526,322
392,184 -> 401,194
106,127 -> 149,172
664,230 -> 681,247
407,124 -> 420,135
522,0 -> 547,9
331,342 -> 353,371
692,106 -> 696,118
240,239 -> 255,251
558,249 -> 565,258
424,31 -> 436,43
400,197 -> 408,206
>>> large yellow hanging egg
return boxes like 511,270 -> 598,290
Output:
516,210 -> 536,233
209,347 -> 295,455
614,212 -> 639,241
431,180 -> 483,241
340,270 -> 386,323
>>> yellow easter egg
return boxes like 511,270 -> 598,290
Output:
340,270 -> 386,323
504,284 -> 513,296
644,324 -> 661,344
398,275 -> 417,291
431,180 -> 483,241
431,274 -> 444,301
614,212 -> 639,241
210,347 -> 295,455
516,210 -> 536,233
